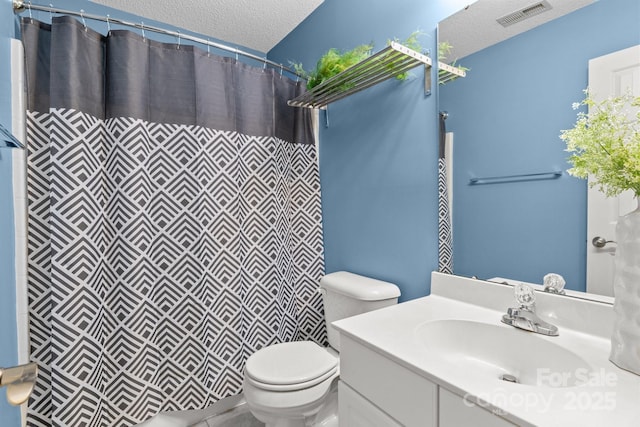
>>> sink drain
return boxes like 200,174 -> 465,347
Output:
500,374 -> 518,383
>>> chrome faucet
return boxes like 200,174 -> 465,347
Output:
501,283 -> 559,336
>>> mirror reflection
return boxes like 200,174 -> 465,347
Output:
438,0 -> 639,296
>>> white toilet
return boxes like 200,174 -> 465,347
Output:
242,271 -> 401,427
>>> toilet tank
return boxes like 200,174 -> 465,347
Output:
319,271 -> 400,352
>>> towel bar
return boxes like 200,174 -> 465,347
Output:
469,171 -> 562,185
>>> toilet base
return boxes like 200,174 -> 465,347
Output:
245,378 -> 339,427
309,386 -> 338,427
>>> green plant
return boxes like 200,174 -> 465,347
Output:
291,43 -> 373,90
438,41 -> 454,62
388,30 -> 425,81
291,31 -> 430,90
437,41 -> 469,84
560,90 -> 640,196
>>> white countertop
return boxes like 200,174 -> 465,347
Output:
332,273 -> 640,427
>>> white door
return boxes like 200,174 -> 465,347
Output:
586,45 -> 640,296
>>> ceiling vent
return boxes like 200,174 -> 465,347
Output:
497,1 -> 553,27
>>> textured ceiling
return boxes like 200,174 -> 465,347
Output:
92,0 -> 595,60
439,0 -> 595,61
92,0 -> 324,53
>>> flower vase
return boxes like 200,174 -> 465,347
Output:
609,198 -> 640,375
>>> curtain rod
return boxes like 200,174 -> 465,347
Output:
12,0 -> 302,78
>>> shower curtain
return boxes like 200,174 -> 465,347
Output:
438,112 -> 453,274
22,16 -> 325,427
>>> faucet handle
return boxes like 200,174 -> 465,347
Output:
514,283 -> 535,309
543,273 -> 566,294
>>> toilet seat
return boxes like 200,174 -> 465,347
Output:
245,341 -> 338,392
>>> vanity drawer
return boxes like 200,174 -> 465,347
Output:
340,336 -> 438,427
439,388 -> 517,427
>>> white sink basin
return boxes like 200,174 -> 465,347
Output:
414,319 -> 593,388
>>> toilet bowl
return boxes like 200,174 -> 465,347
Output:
242,272 -> 400,427
243,342 -> 339,427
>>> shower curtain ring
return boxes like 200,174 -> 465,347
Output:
206,39 -> 210,57
177,31 -> 181,49
80,9 -> 87,31
235,48 -> 239,63
48,3 -> 52,21
280,64 -> 283,78
106,14 -> 111,34
140,21 -> 146,40
27,1 -> 33,21
263,58 -> 267,72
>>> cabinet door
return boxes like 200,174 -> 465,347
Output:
340,337 -> 438,426
339,381 -> 402,427
439,388 -> 517,427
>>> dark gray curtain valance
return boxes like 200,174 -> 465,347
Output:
22,16 -> 314,144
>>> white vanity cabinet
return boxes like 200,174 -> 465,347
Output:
438,388 -> 516,427
338,335 -> 516,427
339,382 -> 402,427
338,336 -> 437,426
334,272 -> 640,427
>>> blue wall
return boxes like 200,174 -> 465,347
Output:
0,0 -> 466,421
439,0 -> 640,291
269,0 -> 468,302
8,0 -> 631,422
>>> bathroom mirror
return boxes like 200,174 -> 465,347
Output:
438,0 -> 638,297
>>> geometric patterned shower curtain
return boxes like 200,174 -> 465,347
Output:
22,16 -> 324,427
438,112 -> 453,274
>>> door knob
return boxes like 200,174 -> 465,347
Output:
592,236 -> 616,248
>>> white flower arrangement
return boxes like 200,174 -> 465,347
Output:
560,91 -> 640,197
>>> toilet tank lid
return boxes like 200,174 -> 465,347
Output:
320,271 -> 400,301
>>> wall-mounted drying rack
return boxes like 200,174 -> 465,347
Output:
438,62 -> 466,85
0,123 -> 25,149
288,42 -> 432,109
469,170 -> 562,185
